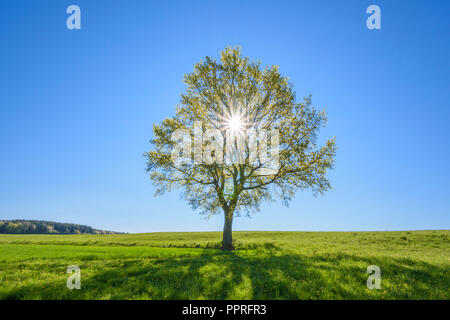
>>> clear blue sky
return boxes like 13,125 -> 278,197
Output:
1,0 -> 449,233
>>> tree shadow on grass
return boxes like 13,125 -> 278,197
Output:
2,251 -> 448,300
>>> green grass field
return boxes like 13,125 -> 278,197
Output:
0,231 -> 448,299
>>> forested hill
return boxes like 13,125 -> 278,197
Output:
0,220 -> 121,234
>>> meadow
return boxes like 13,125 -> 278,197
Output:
0,230 -> 448,299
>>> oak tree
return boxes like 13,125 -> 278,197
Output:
145,47 -> 336,250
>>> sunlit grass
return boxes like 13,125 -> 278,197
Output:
0,231 -> 448,299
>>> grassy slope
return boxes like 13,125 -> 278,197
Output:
0,231 -> 448,299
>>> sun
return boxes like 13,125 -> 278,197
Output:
213,107 -> 251,137
229,115 -> 243,131
226,114 -> 244,135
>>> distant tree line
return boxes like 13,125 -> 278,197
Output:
0,220 -> 121,234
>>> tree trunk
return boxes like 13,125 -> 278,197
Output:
222,211 -> 234,250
